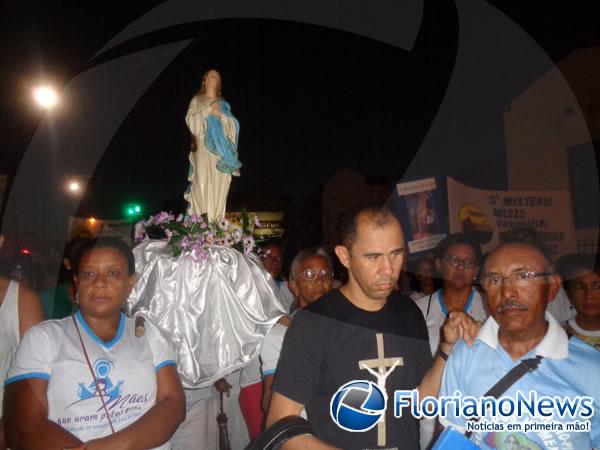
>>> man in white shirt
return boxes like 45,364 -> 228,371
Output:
260,247 -> 334,412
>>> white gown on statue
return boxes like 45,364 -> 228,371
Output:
184,95 -> 238,221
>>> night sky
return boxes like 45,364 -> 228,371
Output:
2,0 -> 599,225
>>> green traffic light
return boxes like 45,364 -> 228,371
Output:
124,203 -> 142,218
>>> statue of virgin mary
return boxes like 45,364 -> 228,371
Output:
184,69 -> 241,221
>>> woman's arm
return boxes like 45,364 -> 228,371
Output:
262,374 -> 275,413
4,378 -> 84,449
185,96 -> 208,138
86,365 -> 185,450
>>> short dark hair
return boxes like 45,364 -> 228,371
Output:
555,253 -> 598,287
72,237 -> 136,275
434,233 -> 482,264
58,238 -> 90,284
289,246 -> 333,280
339,205 -> 400,249
499,228 -> 552,264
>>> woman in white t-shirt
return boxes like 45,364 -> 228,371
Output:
4,237 -> 185,450
414,234 -> 488,354
414,234 -> 488,450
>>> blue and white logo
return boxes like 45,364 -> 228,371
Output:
330,380 -> 386,432
77,357 -> 124,402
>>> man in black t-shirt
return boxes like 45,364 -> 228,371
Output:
266,206 -> 478,450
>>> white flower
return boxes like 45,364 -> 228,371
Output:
232,229 -> 243,242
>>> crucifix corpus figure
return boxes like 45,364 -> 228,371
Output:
358,333 -> 404,447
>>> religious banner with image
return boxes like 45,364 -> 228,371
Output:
226,211 -> 284,241
395,177 -> 447,255
446,177 -> 577,259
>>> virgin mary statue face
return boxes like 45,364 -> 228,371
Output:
203,70 -> 222,95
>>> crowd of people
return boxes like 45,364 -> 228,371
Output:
0,204 -> 599,450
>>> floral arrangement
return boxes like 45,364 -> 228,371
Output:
134,211 -> 259,261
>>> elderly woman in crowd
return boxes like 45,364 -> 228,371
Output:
4,237 -> 185,450
413,233 -> 488,450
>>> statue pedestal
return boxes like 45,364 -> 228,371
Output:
126,239 -> 286,388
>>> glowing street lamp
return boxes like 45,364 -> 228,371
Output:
32,85 -> 59,110
68,181 -> 81,193
63,177 -> 89,198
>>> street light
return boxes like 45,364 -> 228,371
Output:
68,181 -> 81,193
32,85 -> 59,109
63,176 -> 90,200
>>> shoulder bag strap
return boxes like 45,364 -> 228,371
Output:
465,355 -> 543,438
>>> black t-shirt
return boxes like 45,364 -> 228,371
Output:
272,289 -> 433,450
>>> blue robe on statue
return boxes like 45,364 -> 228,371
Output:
205,100 -> 241,174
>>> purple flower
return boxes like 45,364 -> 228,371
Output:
189,239 -> 209,261
189,214 -> 205,225
154,211 -> 172,225
192,247 -> 208,261
218,218 -> 229,230
176,214 -> 184,222
253,216 -> 261,227
205,232 -> 215,244
179,236 -> 192,250
134,222 -> 146,241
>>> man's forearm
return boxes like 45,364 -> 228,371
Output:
267,392 -> 338,449
418,342 -> 453,398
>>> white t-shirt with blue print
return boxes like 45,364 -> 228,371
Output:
439,312 -> 600,450
6,312 -> 176,448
